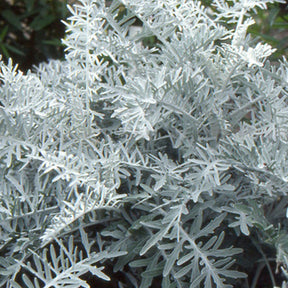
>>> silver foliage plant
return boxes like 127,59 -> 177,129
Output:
1,0 -> 288,287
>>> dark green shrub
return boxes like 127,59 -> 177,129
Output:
249,1 -> 288,60
0,0 -> 69,71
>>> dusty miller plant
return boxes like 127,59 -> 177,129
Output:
1,0 -> 288,287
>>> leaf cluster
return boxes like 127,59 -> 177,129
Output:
1,0 -> 288,287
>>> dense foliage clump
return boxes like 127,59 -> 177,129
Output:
1,0 -> 288,287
